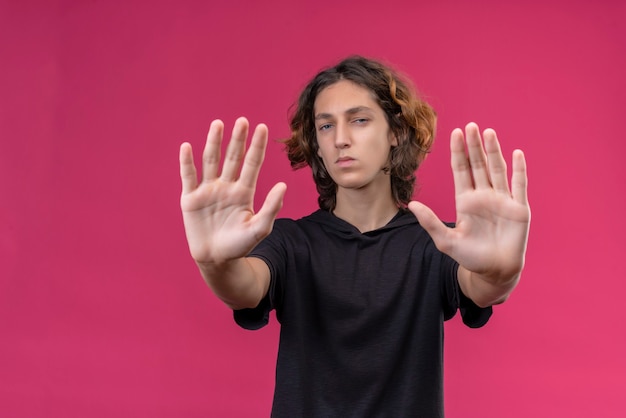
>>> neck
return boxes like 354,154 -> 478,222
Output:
333,185 -> 399,233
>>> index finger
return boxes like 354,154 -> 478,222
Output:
179,142 -> 198,194
238,123 -> 269,189
450,128 -> 473,196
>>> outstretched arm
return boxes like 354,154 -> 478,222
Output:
409,122 -> 530,308
179,117 -> 286,309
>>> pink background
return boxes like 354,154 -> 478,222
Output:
1,0 -> 625,416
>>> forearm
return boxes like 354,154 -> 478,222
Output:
457,266 -> 522,308
196,257 -> 270,310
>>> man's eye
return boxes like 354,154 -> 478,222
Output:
318,124 -> 332,131
353,118 -> 368,124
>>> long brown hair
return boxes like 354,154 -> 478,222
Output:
284,56 -> 436,211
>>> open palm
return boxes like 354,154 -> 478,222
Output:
179,117 -> 286,266
409,123 -> 530,282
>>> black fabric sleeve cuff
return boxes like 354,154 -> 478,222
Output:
459,291 -> 493,328
233,294 -> 271,330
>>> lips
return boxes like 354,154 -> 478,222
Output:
335,156 -> 355,167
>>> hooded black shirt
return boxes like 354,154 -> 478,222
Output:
235,209 -> 491,418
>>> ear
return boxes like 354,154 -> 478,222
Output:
389,132 -> 398,147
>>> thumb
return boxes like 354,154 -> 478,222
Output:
408,201 -> 451,252
254,182 -> 287,235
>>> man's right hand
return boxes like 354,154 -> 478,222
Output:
179,117 -> 287,267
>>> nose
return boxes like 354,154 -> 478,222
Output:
335,122 -> 351,149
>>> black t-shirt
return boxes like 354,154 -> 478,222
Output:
235,209 -> 491,418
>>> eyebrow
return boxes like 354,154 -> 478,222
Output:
314,106 -> 374,120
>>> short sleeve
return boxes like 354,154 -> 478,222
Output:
458,289 -> 492,328
441,255 -> 492,328
233,252 -> 279,330
233,220 -> 289,330
234,291 -> 271,330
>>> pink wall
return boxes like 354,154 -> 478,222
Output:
1,0 -> 625,416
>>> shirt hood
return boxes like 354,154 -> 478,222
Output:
301,209 -> 418,238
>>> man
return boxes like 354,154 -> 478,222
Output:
179,56 -> 530,417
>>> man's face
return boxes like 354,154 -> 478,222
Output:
313,80 -> 397,193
